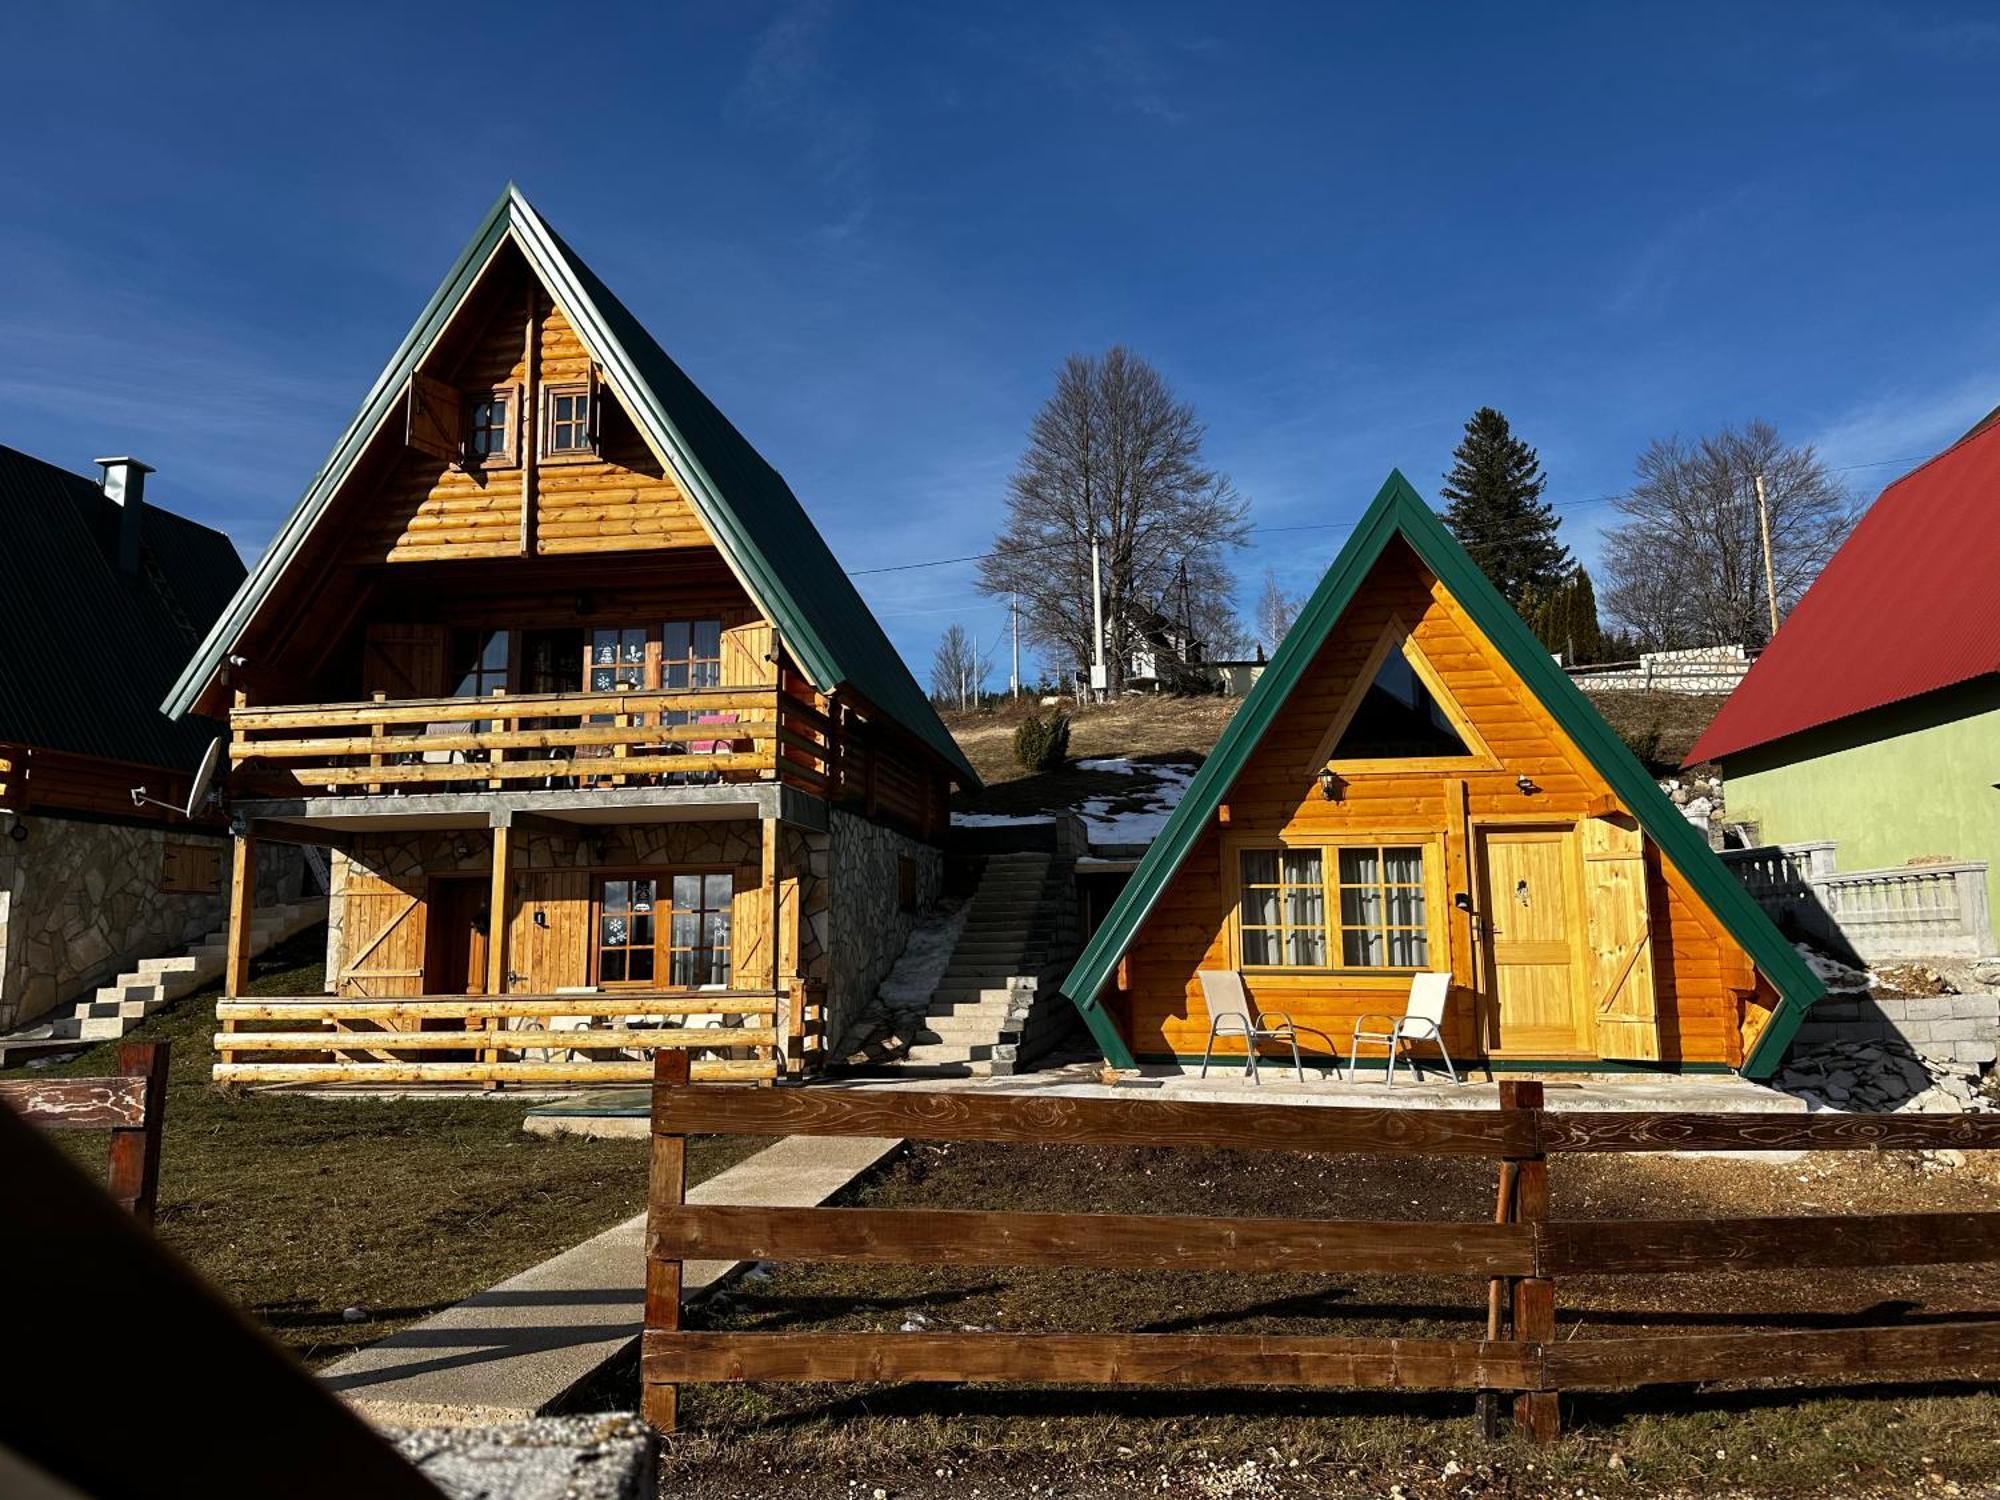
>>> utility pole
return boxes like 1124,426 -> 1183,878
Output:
1009,593 -> 1021,699
1754,471 -> 1780,639
1088,533 -> 1107,702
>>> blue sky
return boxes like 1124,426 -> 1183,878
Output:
5,3 -> 1999,685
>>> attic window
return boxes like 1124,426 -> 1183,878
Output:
1329,649 -> 1472,760
544,384 -> 595,458
467,391 -> 514,465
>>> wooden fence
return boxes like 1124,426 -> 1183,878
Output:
0,1040 -> 169,1224
641,1060 -> 2000,1441
213,992 -> 789,1086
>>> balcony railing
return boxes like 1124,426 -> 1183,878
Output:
229,687 -> 834,799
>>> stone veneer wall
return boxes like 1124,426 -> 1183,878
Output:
0,816 -> 226,1029
822,808 -> 942,1049
1789,991 -> 2000,1069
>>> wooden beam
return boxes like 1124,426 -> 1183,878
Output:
1541,1111 -> 2000,1154
644,1050 -> 691,1433
651,1205 -> 1534,1275
211,1058 -> 772,1085
520,283 -> 539,556
215,994 -> 779,1021
642,1330 -> 1543,1392
484,819 -> 513,1088
0,1076 -> 149,1128
215,1027 -> 781,1052
1544,1321 -> 2000,1388
106,1041 -> 170,1226
1540,1212 -> 2000,1274
223,830 -> 256,1075
649,1086 -> 1537,1157
1502,1081 -> 1559,1445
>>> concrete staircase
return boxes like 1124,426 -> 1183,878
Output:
902,852 -> 1074,1077
26,899 -> 326,1047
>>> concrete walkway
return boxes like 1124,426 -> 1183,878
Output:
322,1132 -> 900,1426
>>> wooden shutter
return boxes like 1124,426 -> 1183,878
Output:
1581,813 -> 1659,1061
337,880 -> 427,997
720,619 -> 776,687
406,373 -> 463,462
361,624 -> 448,699
507,871 -> 590,992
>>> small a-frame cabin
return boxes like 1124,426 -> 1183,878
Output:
1063,474 -> 1822,1078
164,187 -> 976,1087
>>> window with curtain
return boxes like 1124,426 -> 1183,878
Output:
1237,844 -> 1428,970
667,872 -> 733,987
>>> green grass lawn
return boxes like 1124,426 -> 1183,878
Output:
42,926 -> 758,1367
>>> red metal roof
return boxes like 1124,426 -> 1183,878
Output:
1687,420 -> 2000,764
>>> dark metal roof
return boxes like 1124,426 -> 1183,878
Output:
163,186 -> 977,788
1688,419 -> 2000,764
0,445 -> 244,770
1059,471 -> 1823,1079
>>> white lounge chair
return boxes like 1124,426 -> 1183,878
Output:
1196,970 -> 1304,1084
1349,971 -> 1460,1086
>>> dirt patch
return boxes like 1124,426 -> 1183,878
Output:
649,1139 -> 2000,1498
945,696 -> 1240,795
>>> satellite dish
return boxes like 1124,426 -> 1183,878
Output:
129,736 -> 225,821
185,737 -> 224,819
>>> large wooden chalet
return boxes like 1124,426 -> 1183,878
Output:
166,188 -> 976,1086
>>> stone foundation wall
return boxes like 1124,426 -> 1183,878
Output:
823,809 -> 942,1049
0,816 -> 226,1029
1789,992 -> 2000,1068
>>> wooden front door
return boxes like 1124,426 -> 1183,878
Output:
1477,827 -> 1585,1056
425,877 -> 491,997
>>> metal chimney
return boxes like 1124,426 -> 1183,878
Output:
94,456 -> 154,575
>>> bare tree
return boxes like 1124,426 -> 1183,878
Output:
977,348 -> 1250,695
1255,569 -> 1299,653
1600,421 -> 1855,650
929,624 -> 993,710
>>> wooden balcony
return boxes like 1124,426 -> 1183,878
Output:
228,687 -> 833,801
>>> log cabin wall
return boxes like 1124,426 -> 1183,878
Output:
1116,540 -> 1774,1069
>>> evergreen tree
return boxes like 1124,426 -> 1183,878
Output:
1527,567 -> 1606,665
1438,407 -> 1570,606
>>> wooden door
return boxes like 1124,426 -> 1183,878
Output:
1581,814 -> 1660,1060
424,878 -> 490,997
1478,828 -> 1585,1056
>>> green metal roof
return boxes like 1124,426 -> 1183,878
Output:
1,445 -> 244,771
1060,471 -> 1822,1078
164,186 -> 977,789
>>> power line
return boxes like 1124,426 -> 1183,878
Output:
849,450 -> 1934,580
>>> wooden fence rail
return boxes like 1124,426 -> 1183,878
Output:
213,992 -> 782,1086
642,1061 -> 2000,1443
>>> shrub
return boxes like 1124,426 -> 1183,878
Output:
1012,711 -> 1072,772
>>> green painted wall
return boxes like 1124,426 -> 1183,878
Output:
1723,678 -> 2000,930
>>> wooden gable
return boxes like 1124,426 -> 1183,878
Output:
346,245 -> 710,567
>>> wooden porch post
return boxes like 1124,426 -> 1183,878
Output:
484,815 -> 514,1089
762,816 -> 792,1080
1503,1080 -> 1559,1443
220,831 -> 256,1068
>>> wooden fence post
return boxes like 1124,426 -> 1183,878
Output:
1502,1080 -> 1558,1443
1476,1152 -> 1519,1438
643,1048 -> 691,1433
107,1040 -> 169,1227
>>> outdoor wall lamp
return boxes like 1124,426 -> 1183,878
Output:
1515,774 -> 1539,796
7,819 -> 26,843
453,837 -> 473,860
1317,766 -> 1344,802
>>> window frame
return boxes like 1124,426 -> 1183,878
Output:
1306,615 -> 1498,778
541,380 -> 598,462
590,869 -> 735,991
1228,834 -> 1445,977
463,385 -> 520,470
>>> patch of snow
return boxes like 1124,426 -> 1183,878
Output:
878,903 -> 971,1010
1079,760 -> 1198,847
1795,941 -> 1872,992
949,812 -> 1057,827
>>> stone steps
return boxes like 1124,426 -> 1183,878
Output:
26,901 -> 325,1046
